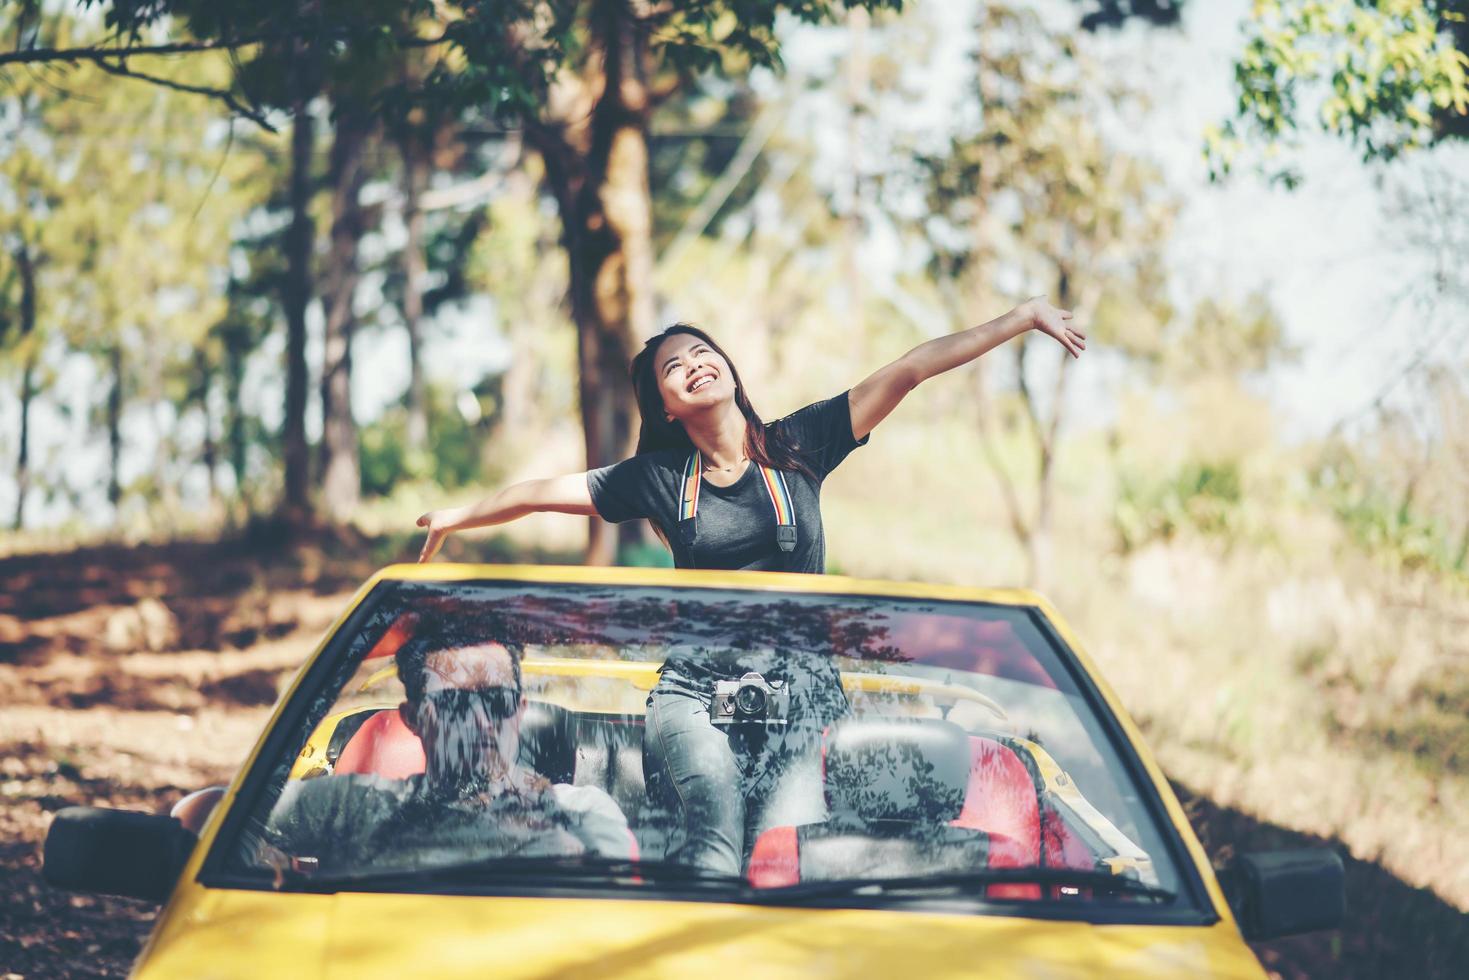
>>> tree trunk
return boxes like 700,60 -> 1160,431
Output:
221,323 -> 250,514
399,132 -> 431,456
107,344 -> 123,512
12,240 -> 36,531
319,110 -> 372,521
280,54 -> 316,524
528,1 -> 655,566
493,177 -> 548,459
14,353 -> 34,531
193,347 -> 218,506
842,7 -> 869,354
1019,265 -> 1076,593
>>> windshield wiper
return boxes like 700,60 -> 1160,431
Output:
754,867 -> 1176,905
293,854 -> 750,893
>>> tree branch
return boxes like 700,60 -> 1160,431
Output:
976,345 -> 1033,547
0,30 -> 452,68
1044,353 -> 1068,455
1,36 -> 277,66
1014,336 -> 1045,447
976,411 -> 1034,548
93,58 -> 276,132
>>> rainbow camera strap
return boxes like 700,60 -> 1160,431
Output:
679,451 -> 797,554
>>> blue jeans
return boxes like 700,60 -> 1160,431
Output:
642,664 -> 846,875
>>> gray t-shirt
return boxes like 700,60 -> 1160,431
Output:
586,390 -> 870,573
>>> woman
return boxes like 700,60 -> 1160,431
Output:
416,296 -> 1084,871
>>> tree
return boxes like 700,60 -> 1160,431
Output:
4,1 -> 907,554
0,10 -> 64,528
1206,0 -> 1469,184
1070,0 -> 1468,181
919,3 -> 1174,589
0,236 -> 42,530
49,74 -> 249,524
20,1 -> 499,524
208,200 -> 290,518
0,8 -> 261,529
318,104 -> 376,519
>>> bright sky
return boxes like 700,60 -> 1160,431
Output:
1094,0 -> 1468,438
1,0 -> 1464,529
772,0 -> 1467,440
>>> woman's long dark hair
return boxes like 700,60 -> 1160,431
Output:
629,323 -> 819,485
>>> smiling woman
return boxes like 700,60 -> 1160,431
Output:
597,323 -> 858,573
414,297 -> 1083,569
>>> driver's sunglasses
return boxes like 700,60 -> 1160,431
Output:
422,686 -> 521,721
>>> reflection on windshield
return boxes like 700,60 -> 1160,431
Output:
231,582 -> 1178,910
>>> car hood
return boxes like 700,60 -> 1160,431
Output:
137,887 -> 1265,979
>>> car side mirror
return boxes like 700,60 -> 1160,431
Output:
1219,849 -> 1345,941
44,806 -> 197,903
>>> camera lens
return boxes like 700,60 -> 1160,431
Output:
734,682 -> 767,716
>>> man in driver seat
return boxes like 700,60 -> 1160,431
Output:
262,628 -> 633,876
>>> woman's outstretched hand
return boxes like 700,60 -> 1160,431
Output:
416,508 -> 461,563
1021,296 -> 1086,358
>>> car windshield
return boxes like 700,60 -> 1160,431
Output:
218,578 -> 1197,916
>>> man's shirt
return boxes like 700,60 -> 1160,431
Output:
264,771 -> 633,875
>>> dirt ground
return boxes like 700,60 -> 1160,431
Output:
1,529 -> 1465,978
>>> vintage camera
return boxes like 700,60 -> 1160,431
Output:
711,672 -> 790,726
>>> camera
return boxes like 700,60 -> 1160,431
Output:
711,672 -> 790,726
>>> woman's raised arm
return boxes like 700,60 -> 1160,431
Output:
847,297 -> 1084,442
416,472 -> 599,562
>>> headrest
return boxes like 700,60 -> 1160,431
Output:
823,718 -> 971,824
518,701 -> 576,785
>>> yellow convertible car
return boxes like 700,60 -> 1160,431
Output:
44,564 -> 1343,978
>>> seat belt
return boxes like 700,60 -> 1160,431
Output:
677,452 -> 796,561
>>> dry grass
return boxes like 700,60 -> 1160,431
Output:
822,408 -> 1469,916
1068,539 -> 1469,909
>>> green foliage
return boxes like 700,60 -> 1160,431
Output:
1113,460 -> 1244,552
918,3 -> 1175,339
1313,451 -> 1468,577
357,412 -> 412,499
1206,0 -> 1469,184
1075,0 -> 1184,31
359,381 -> 501,497
1169,294 -> 1294,376
1122,293 -> 1296,382
65,0 -> 908,130
1106,326 -> 1288,559
616,539 -> 675,568
649,88 -> 765,251
78,0 -> 564,122
648,1 -> 905,76
0,7 -> 274,518
1309,366 -> 1469,581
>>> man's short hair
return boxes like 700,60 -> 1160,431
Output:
394,617 -> 524,705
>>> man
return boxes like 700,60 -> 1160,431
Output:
263,632 -> 632,877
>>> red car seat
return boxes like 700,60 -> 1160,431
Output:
953,735 -> 1041,866
749,726 -> 1060,893
949,735 -> 1042,897
334,708 -> 426,778
748,718 -> 997,887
